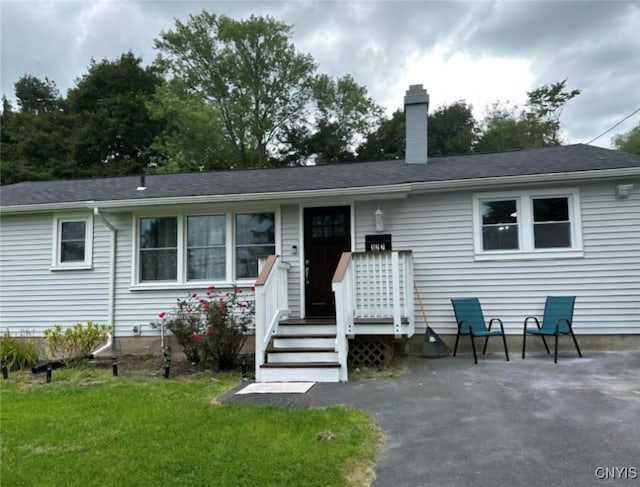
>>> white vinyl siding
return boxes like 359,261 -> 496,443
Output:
1,213 -> 108,334
281,204 -> 301,316
355,179 -> 640,335
2,179 -> 638,339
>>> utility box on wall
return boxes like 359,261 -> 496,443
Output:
365,234 -> 392,251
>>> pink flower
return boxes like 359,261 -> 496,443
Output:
158,311 -> 166,319
250,285 -> 256,292
191,293 -> 198,298
202,303 -> 210,311
207,285 -> 215,291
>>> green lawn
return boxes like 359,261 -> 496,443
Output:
0,368 -> 381,487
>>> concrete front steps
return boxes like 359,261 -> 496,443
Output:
259,318 -> 342,383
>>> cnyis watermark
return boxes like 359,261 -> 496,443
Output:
595,466 -> 638,480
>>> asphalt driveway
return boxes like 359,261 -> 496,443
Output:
226,351 -> 640,487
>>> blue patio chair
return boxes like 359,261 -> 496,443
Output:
522,296 -> 582,363
450,298 -> 509,364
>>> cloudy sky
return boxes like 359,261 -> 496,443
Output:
2,0 -> 639,148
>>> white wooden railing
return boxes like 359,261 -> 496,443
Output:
254,255 -> 290,381
334,250 -> 414,336
331,253 -> 353,381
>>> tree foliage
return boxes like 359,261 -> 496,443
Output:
302,74 -> 383,163
526,79 -> 580,146
67,52 -> 163,176
155,12 -> 317,168
356,109 -> 405,161
14,75 -> 61,114
147,80 -> 235,172
612,123 -> 640,154
356,101 -> 477,160
475,80 -> 580,153
428,100 -> 477,156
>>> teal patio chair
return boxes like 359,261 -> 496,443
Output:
450,298 -> 510,364
522,296 -> 582,363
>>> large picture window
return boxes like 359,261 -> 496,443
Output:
473,189 -> 582,260
52,214 -> 93,269
135,210 -> 277,285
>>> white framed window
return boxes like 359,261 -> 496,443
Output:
132,210 -> 278,287
51,214 -> 94,270
472,188 -> 583,260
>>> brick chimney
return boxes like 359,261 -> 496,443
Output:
404,84 -> 429,164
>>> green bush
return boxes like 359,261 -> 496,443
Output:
0,331 -> 40,371
159,286 -> 253,371
43,322 -> 111,362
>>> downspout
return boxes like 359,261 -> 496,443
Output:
93,208 -> 117,354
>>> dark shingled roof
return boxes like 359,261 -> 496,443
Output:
2,144 -> 639,208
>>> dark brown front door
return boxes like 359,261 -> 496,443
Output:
304,206 -> 351,317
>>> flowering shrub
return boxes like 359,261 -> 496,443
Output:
159,286 -> 254,371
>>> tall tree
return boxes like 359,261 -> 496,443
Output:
1,80 -> 76,185
525,78 -> 580,146
428,100 -> 477,156
612,123 -> 640,154
67,51 -> 162,176
475,80 -> 580,153
475,102 -> 546,153
356,109 -> 405,161
147,80 -> 238,172
14,75 -> 61,114
302,74 -> 383,163
155,12 -> 317,168
356,101 -> 477,160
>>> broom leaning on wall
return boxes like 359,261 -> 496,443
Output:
413,281 -> 450,358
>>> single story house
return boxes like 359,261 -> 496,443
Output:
1,85 -> 639,382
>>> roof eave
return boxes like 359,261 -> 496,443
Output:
1,167 -> 638,214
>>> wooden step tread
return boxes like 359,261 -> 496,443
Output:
274,334 -> 336,339
261,362 -> 341,369
279,317 -> 336,326
354,317 -> 409,324
267,347 -> 336,353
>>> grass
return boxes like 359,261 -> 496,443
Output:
0,367 -> 381,487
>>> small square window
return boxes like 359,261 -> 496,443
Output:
52,215 -> 93,269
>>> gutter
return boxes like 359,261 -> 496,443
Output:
1,167 -> 639,214
93,208 -> 117,354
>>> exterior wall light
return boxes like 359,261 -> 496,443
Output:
615,184 -> 634,199
375,207 -> 384,232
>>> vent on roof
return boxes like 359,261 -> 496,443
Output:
136,175 -> 146,191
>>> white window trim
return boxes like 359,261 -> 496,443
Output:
131,207 -> 280,289
472,188 -> 583,261
50,213 -> 94,270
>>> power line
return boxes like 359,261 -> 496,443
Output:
585,106 -> 640,145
